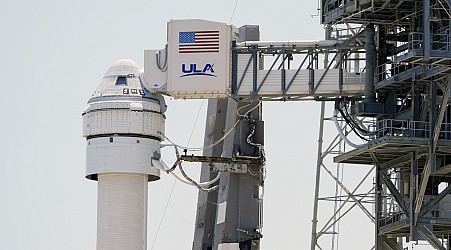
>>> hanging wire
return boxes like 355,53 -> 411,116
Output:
151,100 -> 205,250
152,101 -> 262,249
159,101 -> 261,152
188,100 -> 206,144
159,119 -> 240,151
151,180 -> 176,250
229,0 -> 239,24
158,182 -> 193,225
161,102 -> 262,189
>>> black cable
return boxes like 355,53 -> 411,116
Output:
156,44 -> 168,72
338,102 -> 369,141
339,110 -> 368,141
339,101 -> 368,134
340,102 -> 369,134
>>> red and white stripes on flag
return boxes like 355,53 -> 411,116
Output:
178,31 -> 220,53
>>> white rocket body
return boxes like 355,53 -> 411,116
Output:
82,59 -> 166,250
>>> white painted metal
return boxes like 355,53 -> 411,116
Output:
86,137 -> 161,180
82,104 -> 165,137
166,19 -> 235,98
89,59 -> 145,99
84,100 -> 161,114
218,243 -> 240,250
236,69 -> 365,95
83,59 -> 166,250
97,173 -> 148,250
145,19 -> 365,99
236,53 -> 365,96
144,19 -> 237,99
143,49 -> 167,92
236,39 -> 341,47
216,202 -> 227,224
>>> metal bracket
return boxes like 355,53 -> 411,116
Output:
180,155 -> 263,174
210,162 -> 248,173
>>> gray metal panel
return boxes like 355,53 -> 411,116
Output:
238,25 -> 260,43
193,99 -> 229,250
212,101 -> 263,249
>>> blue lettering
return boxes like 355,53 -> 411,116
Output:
180,63 -> 217,77
193,64 -> 202,73
203,64 -> 214,73
182,63 -> 193,73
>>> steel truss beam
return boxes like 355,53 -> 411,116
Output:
315,1 -> 451,249
231,40 -> 363,101
311,102 -> 376,250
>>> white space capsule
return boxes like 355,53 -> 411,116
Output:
82,59 -> 166,250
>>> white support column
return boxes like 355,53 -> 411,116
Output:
97,173 -> 148,250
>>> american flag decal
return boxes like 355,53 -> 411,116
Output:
179,31 -> 220,53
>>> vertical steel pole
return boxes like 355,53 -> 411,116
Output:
410,152 -> 418,241
423,0 -> 431,60
365,24 -> 376,103
310,101 -> 326,250
231,41 -> 237,95
375,164 -> 383,250
430,81 -> 437,173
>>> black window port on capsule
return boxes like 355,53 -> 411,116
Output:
116,76 -> 127,85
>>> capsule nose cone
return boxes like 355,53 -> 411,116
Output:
106,59 -> 141,76
113,58 -> 139,67
89,59 -> 146,101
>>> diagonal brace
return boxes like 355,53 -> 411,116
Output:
418,225 -> 446,250
321,163 -> 375,222
433,78 -> 450,153
414,158 -> 430,220
318,166 -> 375,234
312,52 -> 339,94
419,182 -> 451,217
318,187 -> 375,237
381,173 -> 410,216
382,238 -> 404,250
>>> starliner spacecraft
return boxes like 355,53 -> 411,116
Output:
82,59 -> 166,250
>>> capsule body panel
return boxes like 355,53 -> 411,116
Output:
82,59 -> 166,250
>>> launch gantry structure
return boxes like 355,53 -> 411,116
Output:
82,0 -> 451,249
315,0 -> 451,250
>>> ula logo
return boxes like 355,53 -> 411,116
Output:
180,63 -> 216,77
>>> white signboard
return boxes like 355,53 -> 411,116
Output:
167,19 -> 235,99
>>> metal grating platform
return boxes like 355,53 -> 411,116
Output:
322,0 -> 419,25
334,119 -> 451,166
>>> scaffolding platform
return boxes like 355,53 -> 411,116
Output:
395,32 -> 451,64
334,119 -> 451,167
379,215 -> 451,237
322,0 -> 418,25
375,64 -> 451,93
